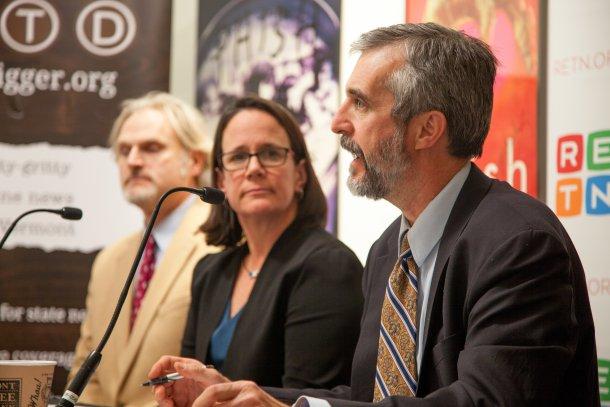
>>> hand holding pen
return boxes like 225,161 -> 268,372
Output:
143,365 -> 215,387
148,356 -> 230,406
148,356 -> 289,407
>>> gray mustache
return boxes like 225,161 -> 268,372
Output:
340,135 -> 363,157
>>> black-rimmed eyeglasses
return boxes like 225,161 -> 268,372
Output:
219,146 -> 291,171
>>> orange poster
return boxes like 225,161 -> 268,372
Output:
407,0 -> 539,196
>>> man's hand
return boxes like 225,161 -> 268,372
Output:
148,355 -> 229,407
193,381 -> 290,407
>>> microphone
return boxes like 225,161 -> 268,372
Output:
57,187 -> 224,407
58,207 -> 83,220
0,206 -> 83,250
189,186 -> 225,205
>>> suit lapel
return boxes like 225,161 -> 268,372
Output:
376,228 -> 398,296
351,218 -> 399,401
370,216 -> 402,333
418,165 -> 492,377
115,202 -> 207,389
98,233 -> 140,402
196,249 -> 242,364
113,238 -> 139,349
372,239 -> 396,318
221,223 -> 304,374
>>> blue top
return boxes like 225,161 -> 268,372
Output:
208,301 -> 243,369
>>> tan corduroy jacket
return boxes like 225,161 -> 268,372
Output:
69,201 -> 216,406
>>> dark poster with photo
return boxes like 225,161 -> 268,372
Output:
197,0 -> 341,232
0,0 -> 171,394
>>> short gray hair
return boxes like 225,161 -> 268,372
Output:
351,22 -> 497,158
108,91 -> 211,185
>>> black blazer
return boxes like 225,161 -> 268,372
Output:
181,222 -> 364,389
270,165 -> 599,406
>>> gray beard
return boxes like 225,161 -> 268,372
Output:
123,186 -> 158,209
346,130 -> 407,200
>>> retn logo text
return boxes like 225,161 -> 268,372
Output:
555,130 -> 610,216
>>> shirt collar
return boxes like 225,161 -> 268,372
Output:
152,195 -> 195,253
398,162 -> 471,266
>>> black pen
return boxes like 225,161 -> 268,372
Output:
142,364 -> 214,387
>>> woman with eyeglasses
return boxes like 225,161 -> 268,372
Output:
150,96 -> 363,397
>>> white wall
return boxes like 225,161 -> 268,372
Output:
170,0 -> 198,105
336,0 -> 404,263
546,0 -> 610,388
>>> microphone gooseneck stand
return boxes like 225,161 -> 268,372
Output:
57,187 -> 224,407
0,207 -> 83,250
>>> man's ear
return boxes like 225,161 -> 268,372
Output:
187,150 -> 206,178
412,111 -> 447,151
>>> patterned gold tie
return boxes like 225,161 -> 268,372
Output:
374,233 -> 419,400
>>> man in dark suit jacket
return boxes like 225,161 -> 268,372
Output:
151,22 -> 599,407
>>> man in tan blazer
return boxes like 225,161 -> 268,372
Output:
69,92 -> 217,406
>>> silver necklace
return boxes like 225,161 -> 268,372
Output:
242,258 -> 260,279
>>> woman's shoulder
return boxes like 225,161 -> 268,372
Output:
192,245 -> 243,282
195,245 -> 237,266
298,226 -> 356,254
283,227 -> 363,293
284,226 -> 361,270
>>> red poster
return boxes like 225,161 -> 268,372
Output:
407,0 -> 539,196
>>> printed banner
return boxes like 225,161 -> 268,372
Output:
197,0 -> 341,232
546,0 -> 610,403
0,0 -> 171,394
407,0 -> 539,197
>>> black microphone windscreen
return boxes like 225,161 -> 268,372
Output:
201,188 -> 225,205
60,207 -> 83,220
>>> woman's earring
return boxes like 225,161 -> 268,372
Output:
295,189 -> 304,200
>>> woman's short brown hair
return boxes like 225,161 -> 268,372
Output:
202,95 -> 327,247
